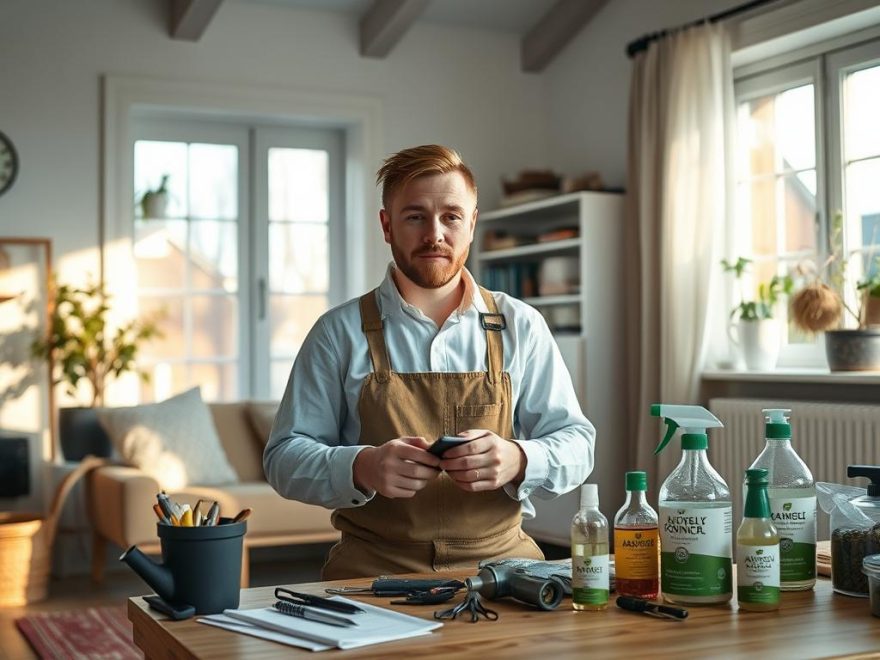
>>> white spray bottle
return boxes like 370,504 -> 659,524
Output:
651,404 -> 732,605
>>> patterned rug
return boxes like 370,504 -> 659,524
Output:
16,605 -> 142,659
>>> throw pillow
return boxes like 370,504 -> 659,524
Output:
96,387 -> 239,490
245,401 -> 280,449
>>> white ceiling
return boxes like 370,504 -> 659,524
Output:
234,0 -> 559,33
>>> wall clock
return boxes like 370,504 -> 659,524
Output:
0,131 -> 19,197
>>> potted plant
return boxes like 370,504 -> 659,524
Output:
722,257 -> 793,370
140,174 -> 170,219
31,278 -> 162,459
790,255 -> 880,371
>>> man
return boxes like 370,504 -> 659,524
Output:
264,144 -> 595,579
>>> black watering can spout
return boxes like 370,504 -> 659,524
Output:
119,545 -> 175,603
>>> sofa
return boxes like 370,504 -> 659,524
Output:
87,400 -> 338,586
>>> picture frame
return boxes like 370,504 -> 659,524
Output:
0,237 -> 55,460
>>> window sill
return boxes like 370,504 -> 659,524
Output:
702,368 -> 880,385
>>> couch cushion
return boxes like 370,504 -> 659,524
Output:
209,403 -> 266,482
169,482 -> 333,537
245,401 -> 279,449
96,387 -> 238,490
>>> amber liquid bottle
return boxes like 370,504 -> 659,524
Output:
614,471 -> 660,599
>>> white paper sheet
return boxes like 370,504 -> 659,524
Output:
198,614 -> 333,651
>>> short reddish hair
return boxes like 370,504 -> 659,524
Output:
376,144 -> 477,209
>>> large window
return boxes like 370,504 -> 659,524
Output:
734,38 -> 880,366
133,118 -> 344,401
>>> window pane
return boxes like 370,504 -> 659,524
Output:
271,360 -> 292,401
189,143 -> 238,220
268,148 -> 329,222
270,294 -> 327,356
190,295 -> 238,358
190,362 -> 238,401
739,84 -> 815,178
269,223 -> 329,293
846,158 -> 880,250
139,296 -> 186,359
134,220 -> 187,288
134,141 -> 188,218
844,65 -> 880,161
784,171 -> 817,253
189,220 -> 238,292
741,177 -> 777,256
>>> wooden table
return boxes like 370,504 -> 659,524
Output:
128,575 -> 880,659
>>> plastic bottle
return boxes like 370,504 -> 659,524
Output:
571,483 -> 609,610
614,471 -> 659,599
737,468 -> 780,611
652,403 -> 732,605
747,408 -> 816,591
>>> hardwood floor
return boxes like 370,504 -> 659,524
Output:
0,544 -> 329,660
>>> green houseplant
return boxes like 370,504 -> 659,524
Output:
31,278 -> 162,458
722,257 -> 793,370
789,213 -> 880,370
140,174 -> 170,219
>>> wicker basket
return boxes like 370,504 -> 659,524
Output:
0,456 -> 107,607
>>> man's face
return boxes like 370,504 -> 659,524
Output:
380,172 -> 478,289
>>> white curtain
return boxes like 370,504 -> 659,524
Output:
624,23 -> 735,486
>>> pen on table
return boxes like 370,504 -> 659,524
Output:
273,601 -> 356,627
152,503 -> 169,525
615,596 -> 688,621
193,500 -> 204,526
275,587 -> 364,615
205,501 -> 220,526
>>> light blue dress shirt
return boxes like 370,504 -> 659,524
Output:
263,264 -> 596,518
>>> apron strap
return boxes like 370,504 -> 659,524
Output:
359,289 -> 391,383
478,287 -> 504,384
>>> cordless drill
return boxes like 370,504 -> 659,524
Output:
465,562 -> 565,610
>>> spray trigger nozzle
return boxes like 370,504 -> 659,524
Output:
654,419 -> 680,455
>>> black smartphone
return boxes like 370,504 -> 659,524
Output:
428,436 -> 471,457
143,595 -> 196,620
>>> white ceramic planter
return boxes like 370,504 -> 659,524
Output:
728,318 -> 781,371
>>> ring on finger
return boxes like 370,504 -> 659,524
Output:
474,469 -> 480,481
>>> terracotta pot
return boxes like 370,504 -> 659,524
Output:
824,329 -> 880,371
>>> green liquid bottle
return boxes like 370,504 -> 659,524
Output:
737,468 -> 780,612
571,483 -> 609,611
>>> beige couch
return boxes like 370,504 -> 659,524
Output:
88,401 -> 338,586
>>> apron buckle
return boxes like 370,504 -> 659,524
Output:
480,312 -> 506,331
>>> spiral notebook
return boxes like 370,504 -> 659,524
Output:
199,596 -> 442,651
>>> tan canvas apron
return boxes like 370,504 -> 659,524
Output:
322,286 -> 544,580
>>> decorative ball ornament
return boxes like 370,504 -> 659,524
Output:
0,131 -> 19,197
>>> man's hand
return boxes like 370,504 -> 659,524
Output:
352,437 -> 441,498
439,429 -> 526,492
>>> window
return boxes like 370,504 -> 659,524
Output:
133,118 -> 344,401
733,38 -> 880,366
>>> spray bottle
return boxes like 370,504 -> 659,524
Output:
652,404 -> 732,605
747,408 -> 816,591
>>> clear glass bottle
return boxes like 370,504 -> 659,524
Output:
748,408 -> 816,591
659,432 -> 733,605
614,471 -> 659,599
571,483 -> 609,611
737,468 -> 780,611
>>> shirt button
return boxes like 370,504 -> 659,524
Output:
351,499 -> 359,505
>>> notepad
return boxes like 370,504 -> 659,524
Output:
199,596 -> 442,651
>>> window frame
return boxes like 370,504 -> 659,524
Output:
732,35 -> 880,369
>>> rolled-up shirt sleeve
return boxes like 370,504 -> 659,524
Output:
502,308 -> 595,504
263,318 -> 374,510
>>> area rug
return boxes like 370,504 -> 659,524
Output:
16,605 -> 142,659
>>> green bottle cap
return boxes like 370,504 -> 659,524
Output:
681,433 -> 708,450
745,468 -> 769,484
763,408 -> 791,439
625,471 -> 647,491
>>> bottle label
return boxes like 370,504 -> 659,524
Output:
572,553 -> 609,605
769,495 -> 816,582
659,505 -> 732,597
614,527 -> 659,580
737,543 -> 780,604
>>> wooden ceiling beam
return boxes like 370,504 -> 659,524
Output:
521,0 -> 608,73
169,0 -> 224,41
360,0 -> 430,58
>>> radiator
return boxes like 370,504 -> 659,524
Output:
708,398 -> 880,541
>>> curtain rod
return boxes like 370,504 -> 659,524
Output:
625,0 -> 777,58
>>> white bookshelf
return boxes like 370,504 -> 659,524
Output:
470,191 -> 627,544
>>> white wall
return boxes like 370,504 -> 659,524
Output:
544,0 -> 745,189
0,0 -> 551,284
